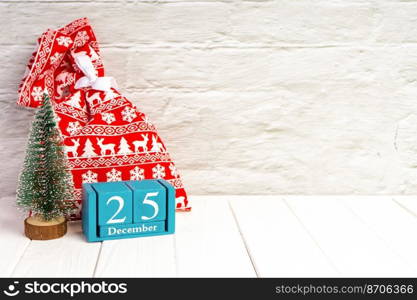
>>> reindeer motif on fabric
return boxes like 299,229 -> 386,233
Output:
132,134 -> 149,153
96,138 -> 116,156
65,138 -> 80,157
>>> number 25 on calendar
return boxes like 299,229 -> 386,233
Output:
105,192 -> 160,225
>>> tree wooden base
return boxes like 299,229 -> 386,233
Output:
24,216 -> 67,240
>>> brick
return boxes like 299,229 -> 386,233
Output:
125,47 -> 373,90
375,3 -> 417,43
229,2 -> 375,44
0,2 -> 231,45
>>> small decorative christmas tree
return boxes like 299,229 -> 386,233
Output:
17,93 -> 75,239
118,137 -> 133,155
82,138 -> 97,157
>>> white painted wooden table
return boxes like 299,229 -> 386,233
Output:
1,196 -> 417,277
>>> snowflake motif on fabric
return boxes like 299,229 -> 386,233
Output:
31,86 -> 43,101
152,164 -> 166,179
74,30 -> 89,47
67,121 -> 82,136
169,163 -> 178,178
101,112 -> 116,124
82,170 -> 98,183
56,36 -> 72,47
130,166 -> 145,180
121,107 -> 137,122
106,168 -> 122,182
50,53 -> 62,65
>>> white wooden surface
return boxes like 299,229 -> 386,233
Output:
229,196 -> 337,277
1,196 -> 417,277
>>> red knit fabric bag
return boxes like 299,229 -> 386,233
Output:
17,18 -> 190,219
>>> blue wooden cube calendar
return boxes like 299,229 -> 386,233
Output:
82,179 -> 175,242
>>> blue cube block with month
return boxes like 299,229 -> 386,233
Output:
82,179 -> 175,242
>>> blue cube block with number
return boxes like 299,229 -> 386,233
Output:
93,182 -> 133,226
82,179 -> 175,242
126,180 -> 166,223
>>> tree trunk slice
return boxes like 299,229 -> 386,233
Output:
24,216 -> 67,240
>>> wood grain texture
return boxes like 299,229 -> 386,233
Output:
0,197 -> 30,276
12,221 -> 101,277
394,197 -> 417,218
230,196 -> 337,277
344,196 -> 417,274
3,196 -> 417,277
95,235 -> 176,277
175,196 -> 256,277
24,217 -> 67,240
95,196 -> 255,277
285,196 -> 415,277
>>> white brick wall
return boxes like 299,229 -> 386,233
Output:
1,0 -> 417,196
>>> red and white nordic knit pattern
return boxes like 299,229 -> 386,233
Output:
17,18 -> 189,219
